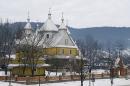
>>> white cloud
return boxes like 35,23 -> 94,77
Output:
0,0 -> 130,28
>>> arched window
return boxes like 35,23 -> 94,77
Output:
46,34 -> 49,38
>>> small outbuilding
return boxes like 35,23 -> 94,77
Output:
112,57 -> 127,77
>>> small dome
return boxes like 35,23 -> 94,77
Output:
59,22 -> 67,30
40,11 -> 58,32
59,13 -> 67,30
24,15 -> 32,30
24,22 -> 32,29
40,19 -> 58,32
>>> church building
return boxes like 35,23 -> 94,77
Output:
10,11 -> 80,76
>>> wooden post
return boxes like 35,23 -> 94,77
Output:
45,76 -> 49,82
59,75 -> 62,81
26,76 -> 30,85
71,75 -> 73,80
101,73 -> 104,78
15,75 -> 18,81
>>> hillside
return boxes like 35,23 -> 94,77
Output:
69,27 -> 130,47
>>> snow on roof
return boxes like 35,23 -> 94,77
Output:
40,19 -> 58,32
54,45 -> 77,48
115,57 -> 120,67
24,22 -> 32,29
8,64 -> 50,68
48,32 -> 63,47
46,29 -> 77,48
59,22 -> 71,34
67,28 -> 71,34
37,64 -> 50,67
59,22 -> 67,30
8,64 -> 19,67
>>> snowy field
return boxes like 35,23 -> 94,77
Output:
0,78 -> 130,86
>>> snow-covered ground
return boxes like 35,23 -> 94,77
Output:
0,78 -> 130,86
0,71 -> 10,76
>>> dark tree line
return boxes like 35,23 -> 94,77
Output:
0,21 -> 16,66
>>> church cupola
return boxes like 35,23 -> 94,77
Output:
40,9 -> 58,32
59,13 -> 71,34
59,13 -> 67,30
24,12 -> 33,36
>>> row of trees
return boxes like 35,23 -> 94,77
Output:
76,35 -> 127,86
77,35 -> 127,69
0,22 -> 15,67
0,21 -> 45,76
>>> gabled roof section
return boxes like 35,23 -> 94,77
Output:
46,29 -> 77,48
59,22 -> 66,30
40,11 -> 58,32
44,13 -> 77,48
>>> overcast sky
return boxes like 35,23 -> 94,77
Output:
0,0 -> 130,28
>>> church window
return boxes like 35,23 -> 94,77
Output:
46,34 -> 49,38
65,39 -> 68,45
70,50 -> 72,54
60,49 -> 64,54
62,49 -> 64,54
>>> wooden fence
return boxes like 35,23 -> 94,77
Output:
0,73 -> 128,85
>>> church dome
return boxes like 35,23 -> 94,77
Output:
40,11 -> 58,32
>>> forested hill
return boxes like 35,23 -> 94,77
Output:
69,27 -> 130,47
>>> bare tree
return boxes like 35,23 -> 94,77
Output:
0,21 -> 15,74
15,28 -> 45,76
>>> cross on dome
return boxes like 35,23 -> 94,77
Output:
24,11 -> 32,30
61,12 -> 64,23
48,8 -> 52,19
27,11 -> 30,22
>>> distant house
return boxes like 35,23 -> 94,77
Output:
112,57 -> 127,76
94,58 -> 112,69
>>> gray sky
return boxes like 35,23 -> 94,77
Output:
0,0 -> 130,28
